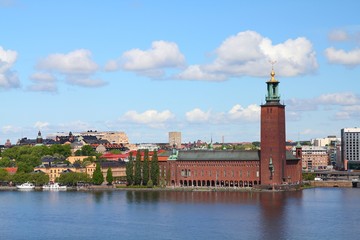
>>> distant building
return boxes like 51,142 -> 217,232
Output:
80,131 -> 129,144
312,136 -> 340,147
341,128 -> 360,170
137,144 -> 159,151
169,132 -> 181,148
292,145 -> 329,170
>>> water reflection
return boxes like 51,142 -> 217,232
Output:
259,191 -> 303,240
126,191 -> 160,204
91,191 -> 114,203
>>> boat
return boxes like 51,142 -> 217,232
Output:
16,182 -> 35,190
42,182 -> 67,190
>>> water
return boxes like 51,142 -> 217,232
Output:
0,188 -> 359,240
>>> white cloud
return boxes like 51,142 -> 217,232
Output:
122,41 -> 185,70
1,125 -> 21,134
186,104 -> 260,124
57,121 -> 93,132
316,92 -> 360,105
28,72 -> 57,92
65,76 -> 107,87
286,98 -> 317,111
228,104 -> 260,122
286,111 -> 301,121
37,49 -> 98,74
104,60 -> 118,71
185,108 -> 211,123
325,47 -> 360,66
328,30 -> 349,42
177,30 -> 318,81
176,65 -> 226,81
0,46 -> 20,88
334,105 -> 360,120
34,121 -> 50,130
34,49 -> 106,88
122,110 -> 175,128
106,41 -> 186,78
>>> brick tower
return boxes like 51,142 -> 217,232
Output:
260,68 -> 286,186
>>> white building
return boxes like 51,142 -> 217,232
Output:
311,136 -> 340,147
341,128 -> 360,164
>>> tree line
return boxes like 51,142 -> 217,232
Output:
126,149 -> 160,187
0,144 -> 114,186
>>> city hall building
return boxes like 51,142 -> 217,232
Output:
164,69 -> 302,188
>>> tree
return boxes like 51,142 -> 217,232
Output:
0,169 -> 9,182
106,168 -> 113,185
92,163 -> 104,185
58,172 -> 91,186
142,149 -> 149,185
134,150 -> 142,185
150,150 -> 160,186
31,172 -> 49,186
81,145 -> 96,156
0,157 -> 12,167
16,162 -> 34,173
126,152 -> 134,186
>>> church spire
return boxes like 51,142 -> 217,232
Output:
265,67 -> 280,103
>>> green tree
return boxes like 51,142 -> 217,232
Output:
31,172 -> 49,186
0,157 -> 12,167
92,163 -> 104,185
142,149 -> 149,185
126,152 -> 134,186
106,168 -> 113,185
49,144 -> 72,158
134,150 -> 142,185
12,172 -> 31,184
16,162 -> 34,173
147,179 -> 153,188
81,145 -> 96,156
150,150 -> 160,186
58,172 -> 91,186
0,168 -> 9,182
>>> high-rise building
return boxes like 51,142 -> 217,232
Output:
341,128 -> 360,165
169,132 -> 181,148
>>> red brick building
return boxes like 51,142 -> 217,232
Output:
164,69 -> 302,188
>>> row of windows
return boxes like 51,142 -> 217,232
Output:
177,164 -> 259,168
180,169 -> 259,178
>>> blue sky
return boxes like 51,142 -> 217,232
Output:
1,0 -> 360,144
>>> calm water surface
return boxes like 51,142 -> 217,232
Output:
0,188 -> 359,240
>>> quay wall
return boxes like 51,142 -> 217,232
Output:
310,180 -> 352,188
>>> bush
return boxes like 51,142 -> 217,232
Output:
147,179 -> 154,188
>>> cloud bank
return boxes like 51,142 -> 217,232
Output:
0,46 -> 20,88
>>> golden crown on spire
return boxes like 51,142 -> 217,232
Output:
268,60 -> 278,82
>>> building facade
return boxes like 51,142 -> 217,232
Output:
169,132 -> 182,148
292,145 -> 329,170
341,128 -> 360,162
165,69 -> 302,188
341,128 -> 360,170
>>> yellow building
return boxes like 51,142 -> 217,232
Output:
67,156 -> 89,164
35,161 -> 126,183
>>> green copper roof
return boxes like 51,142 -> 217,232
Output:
171,150 -> 299,161
177,150 -> 260,161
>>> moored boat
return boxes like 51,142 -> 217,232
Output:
42,182 -> 67,190
16,182 -> 35,190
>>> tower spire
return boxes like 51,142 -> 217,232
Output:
265,67 -> 280,103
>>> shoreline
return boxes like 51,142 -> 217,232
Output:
1,181 -> 355,192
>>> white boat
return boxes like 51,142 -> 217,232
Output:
16,182 -> 35,190
42,182 -> 67,190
